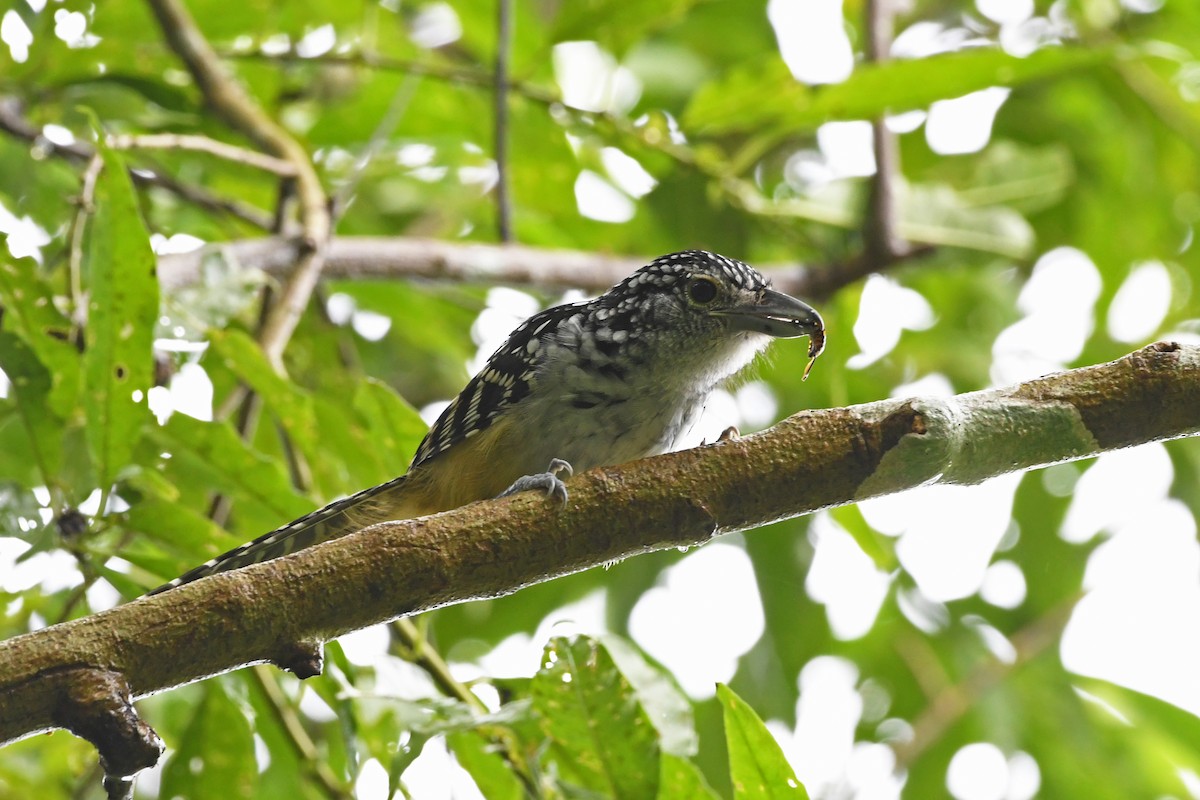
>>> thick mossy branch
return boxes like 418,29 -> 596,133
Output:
0,343 -> 1196,758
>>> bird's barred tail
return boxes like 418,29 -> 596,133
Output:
147,474 -> 410,595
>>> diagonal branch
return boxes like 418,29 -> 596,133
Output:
0,342 -> 1197,770
145,0 -> 331,371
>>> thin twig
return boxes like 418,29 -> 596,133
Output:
493,0 -> 514,242
249,666 -> 350,798
145,0 -> 332,373
331,75 -> 421,221
863,0 -> 916,263
108,133 -> 298,176
68,155 -> 103,322
892,595 -> 1081,768
0,96 -> 277,230
390,619 -> 540,794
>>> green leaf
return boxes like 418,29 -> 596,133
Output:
553,0 -> 703,54
730,178 -> 1035,258
658,753 -> 722,800
531,635 -> 661,798
0,259 -> 81,417
718,683 -> 808,800
351,377 -> 428,477
1077,679 -> 1200,775
0,332 -> 63,486
601,634 -> 698,757
150,413 -> 313,524
208,329 -> 319,456
446,731 -> 526,800
685,46 -> 1110,135
161,680 -> 256,800
83,144 -> 160,492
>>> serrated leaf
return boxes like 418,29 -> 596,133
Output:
0,332 -> 63,485
0,259 -> 81,416
446,731 -> 526,800
685,46 -> 1109,135
83,144 -> 159,492
531,635 -> 661,798
718,684 -> 808,800
161,680 -> 256,799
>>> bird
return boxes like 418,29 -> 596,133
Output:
149,250 -> 824,595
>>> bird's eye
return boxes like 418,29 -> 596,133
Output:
686,277 -> 719,305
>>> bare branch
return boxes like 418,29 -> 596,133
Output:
156,235 -> 916,301
1,342 -> 1196,761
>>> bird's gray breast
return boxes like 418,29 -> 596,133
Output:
508,311 -> 768,474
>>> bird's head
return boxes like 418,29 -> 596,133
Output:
604,251 -> 825,373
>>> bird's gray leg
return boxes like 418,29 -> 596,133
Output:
499,458 -> 573,506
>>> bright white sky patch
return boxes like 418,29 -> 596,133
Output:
976,0 -> 1034,25
770,656 -> 862,795
409,2 -> 461,49
863,472 -> 1022,602
980,560 -> 1027,609
1062,443 -> 1173,544
2,11 -> 33,63
890,372 -> 955,399
806,513 -> 890,639
0,199 -> 51,263
947,743 -> 1039,800
53,8 -> 97,48
768,0 -> 853,85
629,542 -> 764,699
848,275 -> 934,369
926,87 -> 1010,155
817,120 -> 877,178
992,247 -> 1102,385
295,23 -> 335,58
1060,441 -> 1200,717
575,169 -> 635,223
601,147 -> 656,198
553,41 -> 641,114
1106,260 -> 1171,343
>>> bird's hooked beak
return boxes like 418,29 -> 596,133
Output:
714,288 -> 824,340
714,287 -> 826,379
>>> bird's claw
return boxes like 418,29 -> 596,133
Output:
500,458 -> 573,507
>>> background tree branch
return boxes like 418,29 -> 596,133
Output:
156,234 -> 931,300
0,341 -> 1195,772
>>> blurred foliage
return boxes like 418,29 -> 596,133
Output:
1,0 -> 1199,798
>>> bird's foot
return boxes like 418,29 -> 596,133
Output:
499,458 -> 573,507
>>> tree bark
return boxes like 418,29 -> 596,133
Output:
0,342 -> 1196,771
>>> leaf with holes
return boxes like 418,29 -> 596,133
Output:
531,635 -> 660,798
0,258 -> 81,417
83,144 -> 159,493
0,331 -> 64,487
718,684 -> 808,800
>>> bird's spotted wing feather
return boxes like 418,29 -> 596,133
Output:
409,303 -> 581,469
